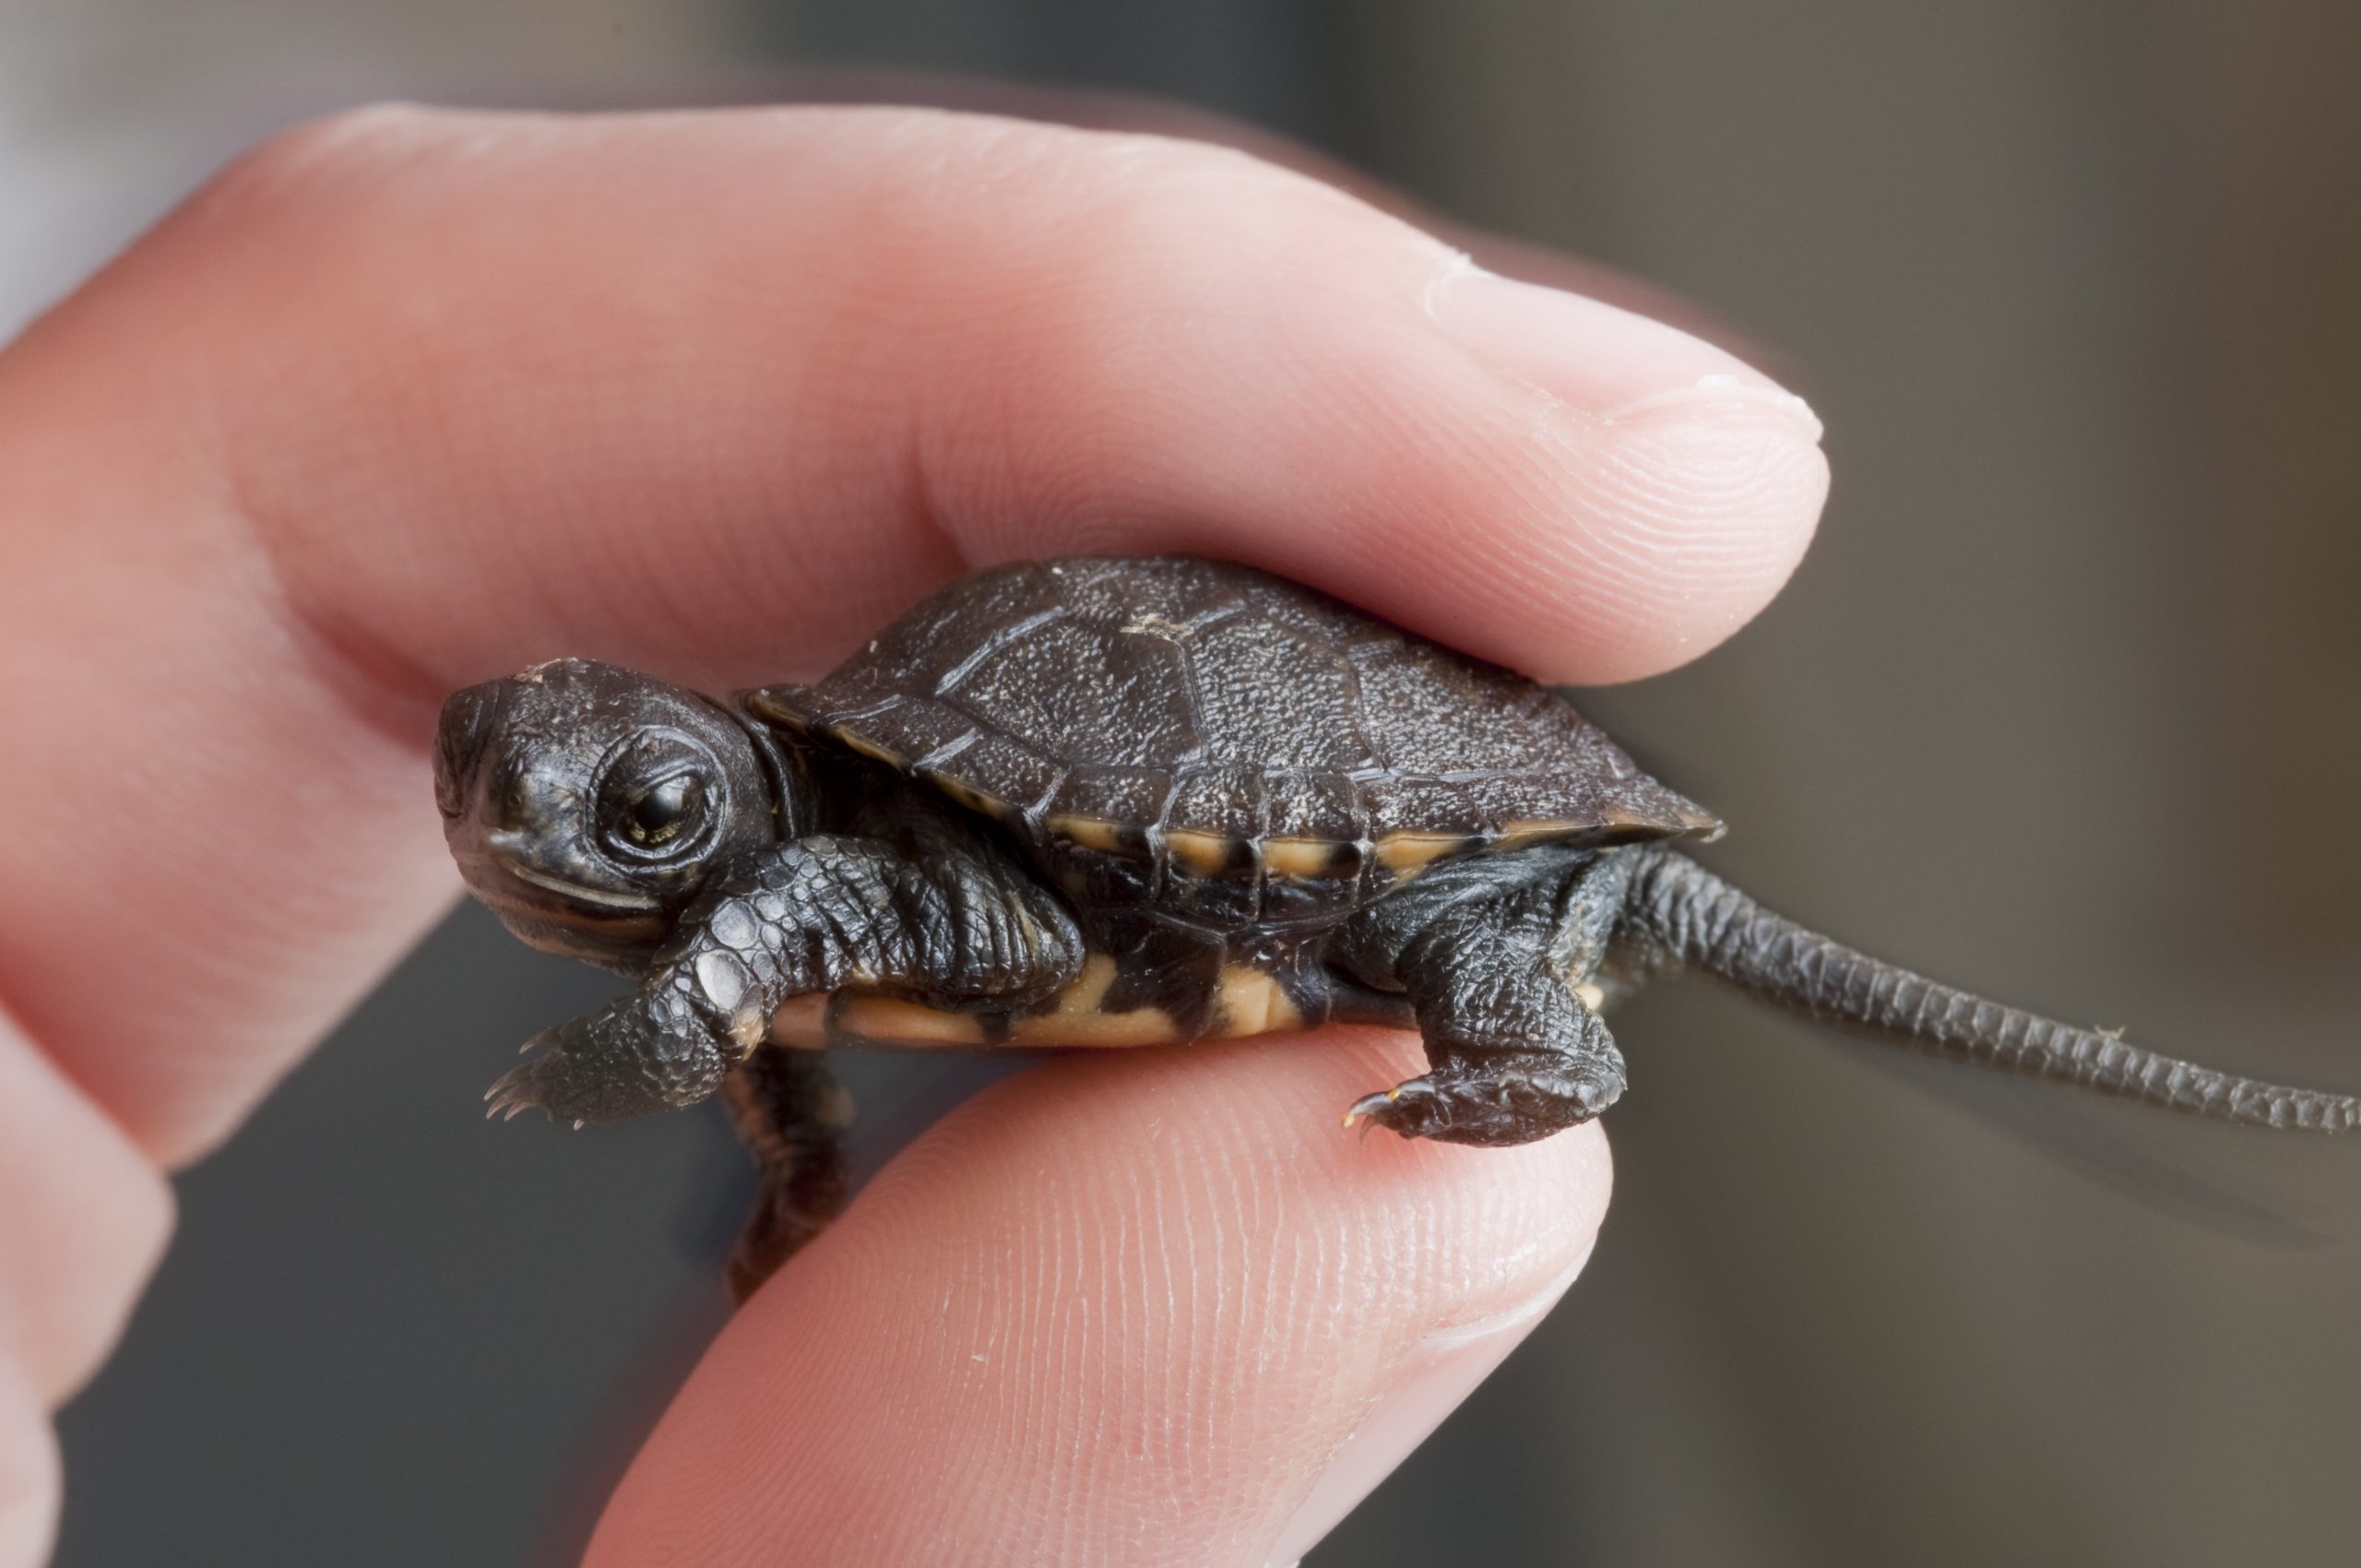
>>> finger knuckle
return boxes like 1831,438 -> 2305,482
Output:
1067,130 -> 1436,286
889,113 -> 1443,305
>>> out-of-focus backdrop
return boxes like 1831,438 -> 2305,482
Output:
12,2 -> 2358,1564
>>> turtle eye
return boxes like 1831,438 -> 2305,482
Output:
625,774 -> 702,847
595,731 -> 723,862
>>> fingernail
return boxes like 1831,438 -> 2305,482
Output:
1429,266 -> 1822,442
1263,1243 -> 1595,1567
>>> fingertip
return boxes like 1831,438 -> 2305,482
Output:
1540,392 -> 1831,683
1375,265 -> 1831,684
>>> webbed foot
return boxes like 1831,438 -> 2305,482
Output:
1343,1054 -> 1623,1146
485,988 -> 732,1126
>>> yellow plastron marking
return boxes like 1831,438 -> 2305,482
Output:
764,955 -> 1189,1051
836,995 -> 992,1046
1210,965 -> 1304,1038
768,993 -> 834,1050
1004,956 -> 1180,1046
769,992 -> 995,1050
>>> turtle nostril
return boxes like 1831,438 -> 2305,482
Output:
434,684 -> 504,819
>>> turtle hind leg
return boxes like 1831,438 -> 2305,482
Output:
1340,1003 -> 1625,1146
1333,845 -> 1631,1146
719,1048 -> 854,1303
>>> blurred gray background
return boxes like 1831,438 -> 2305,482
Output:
10,1 -> 2359,1563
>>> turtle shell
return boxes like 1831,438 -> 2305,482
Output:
743,557 -> 1718,928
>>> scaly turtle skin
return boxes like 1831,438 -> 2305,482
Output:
434,556 -> 2361,1301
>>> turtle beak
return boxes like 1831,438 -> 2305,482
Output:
467,832 -> 671,970
434,682 -> 505,820
470,830 -> 658,913
502,861 -> 663,912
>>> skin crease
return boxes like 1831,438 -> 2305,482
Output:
0,105 -> 1825,1565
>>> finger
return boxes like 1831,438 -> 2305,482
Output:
147,102 -> 1823,692
586,1031 -> 1610,1568
0,1006 -> 173,1568
0,1013 -> 170,1408
0,1363 -> 56,1568
2,103 -> 1822,1168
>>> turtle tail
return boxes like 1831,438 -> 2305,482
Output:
1613,846 -> 2361,1134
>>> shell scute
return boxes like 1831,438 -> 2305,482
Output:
1162,766 -> 1263,843
922,732 -> 1061,818
1260,768 -> 1364,845
844,697 -> 977,766
1186,613 -> 1371,770
940,606 -> 1193,771
1046,766 -> 1174,835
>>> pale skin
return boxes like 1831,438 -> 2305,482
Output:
0,105 -> 1827,1566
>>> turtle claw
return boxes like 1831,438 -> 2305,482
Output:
480,1016 -> 604,1125
1343,1061 -> 1622,1146
1342,1086 -> 1409,1131
482,1055 -> 556,1123
1344,1079 -> 1446,1140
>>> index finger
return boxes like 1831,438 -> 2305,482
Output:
0,103 -> 1823,1166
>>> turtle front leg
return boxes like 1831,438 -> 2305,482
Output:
488,828 -> 1085,1124
485,981 -> 741,1127
1332,845 -> 1631,1146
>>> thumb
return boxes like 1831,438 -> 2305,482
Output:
585,1030 -> 1609,1567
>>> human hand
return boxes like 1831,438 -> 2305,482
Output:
0,105 -> 1825,1565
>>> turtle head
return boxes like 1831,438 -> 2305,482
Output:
434,659 -> 779,970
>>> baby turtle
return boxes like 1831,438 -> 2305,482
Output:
435,556 -> 2360,1299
